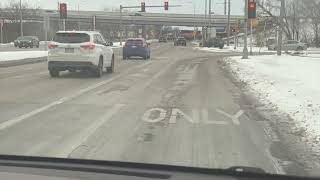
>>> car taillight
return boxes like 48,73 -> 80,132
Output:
81,43 -> 95,49
48,43 -> 58,49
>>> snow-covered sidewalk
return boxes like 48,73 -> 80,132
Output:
225,55 -> 320,151
0,51 -> 48,62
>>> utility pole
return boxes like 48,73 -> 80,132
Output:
78,3 -> 80,30
277,0 -> 285,56
227,0 -> 231,46
209,0 -> 211,28
0,19 -> 3,44
224,0 -> 227,15
242,0 -> 249,59
19,0 -> 23,37
120,5 -> 123,45
203,0 -> 207,46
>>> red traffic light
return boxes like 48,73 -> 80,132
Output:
248,2 -> 256,9
60,3 -> 66,12
59,3 -> 67,19
141,2 -> 146,12
164,1 -> 169,10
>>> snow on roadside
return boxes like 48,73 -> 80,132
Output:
195,46 -> 274,53
0,51 -> 48,62
225,55 -> 320,152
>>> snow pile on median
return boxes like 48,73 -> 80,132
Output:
0,51 -> 48,62
225,55 -> 320,150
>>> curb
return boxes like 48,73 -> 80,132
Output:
0,57 -> 47,67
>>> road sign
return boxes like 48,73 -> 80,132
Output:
232,27 -> 240,33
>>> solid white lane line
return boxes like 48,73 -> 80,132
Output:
51,104 -> 125,157
0,61 -> 152,131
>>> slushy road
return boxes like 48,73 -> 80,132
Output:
0,42 -> 300,175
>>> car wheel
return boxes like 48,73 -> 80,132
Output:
49,70 -> 59,77
19,46 -> 22,48
95,58 -> 103,77
107,55 -> 115,73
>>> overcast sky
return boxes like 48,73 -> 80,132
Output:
1,0 -> 244,15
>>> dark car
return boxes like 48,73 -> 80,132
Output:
174,37 -> 187,46
204,38 -> 224,49
15,36 -> 40,48
123,38 -> 151,60
159,36 -> 167,43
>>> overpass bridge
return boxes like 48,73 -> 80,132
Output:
45,10 -> 243,27
0,9 -> 244,28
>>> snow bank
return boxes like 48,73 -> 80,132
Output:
226,55 -> 320,151
0,51 -> 48,62
196,46 -> 274,53
0,43 -> 14,48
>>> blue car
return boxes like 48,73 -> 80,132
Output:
123,38 -> 151,60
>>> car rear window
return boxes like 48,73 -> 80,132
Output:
53,33 -> 90,43
126,40 -> 143,46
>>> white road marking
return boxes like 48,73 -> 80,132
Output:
142,108 -> 167,123
38,71 -> 48,75
169,108 -> 198,124
0,62 -> 152,131
52,104 -> 125,157
142,68 -> 149,72
216,109 -> 243,125
202,109 -> 229,125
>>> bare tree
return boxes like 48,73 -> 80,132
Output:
300,0 -> 320,47
256,0 -> 305,40
0,1 -> 40,21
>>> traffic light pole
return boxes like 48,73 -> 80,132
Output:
227,0 -> 231,46
250,18 -> 253,55
242,0 -> 249,59
63,19 -> 66,31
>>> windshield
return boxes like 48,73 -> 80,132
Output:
126,39 -> 143,46
53,33 -> 90,43
0,0 -> 320,179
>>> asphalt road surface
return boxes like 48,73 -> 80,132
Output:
0,43 -> 305,175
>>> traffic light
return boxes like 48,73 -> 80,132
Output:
141,2 -> 146,12
248,0 -> 256,19
164,1 -> 169,11
60,3 -> 67,19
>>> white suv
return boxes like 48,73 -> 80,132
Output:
48,31 -> 114,77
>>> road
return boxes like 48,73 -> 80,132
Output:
0,43 -> 303,175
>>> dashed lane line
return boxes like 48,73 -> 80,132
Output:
0,61 -> 152,131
